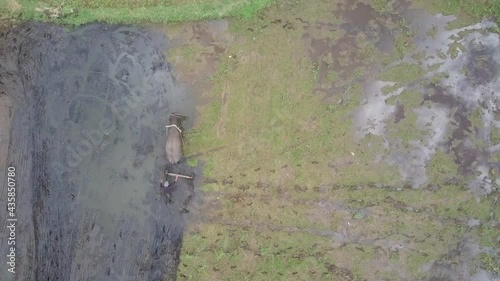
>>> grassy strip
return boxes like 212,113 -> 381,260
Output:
42,0 -> 227,9
445,0 -> 500,20
2,0 -> 275,25
416,0 -> 500,23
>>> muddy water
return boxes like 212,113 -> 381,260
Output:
350,3 -> 500,195
0,23 -> 196,281
338,0 -> 401,54
0,95 -> 11,184
300,0 -> 498,194
306,1 -> 500,279
345,4 -> 500,279
301,0 -> 408,99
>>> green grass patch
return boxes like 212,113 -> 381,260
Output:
0,1 -> 12,15
393,34 -> 414,59
491,126 -> 500,144
433,190 -> 497,221
478,253 -> 500,275
447,42 -> 466,59
199,183 -> 219,192
477,224 -> 500,247
378,63 -> 425,84
382,83 -> 403,95
371,0 -> 395,13
387,108 -> 423,144
467,106 -> 484,130
186,158 -> 198,167
184,5 -> 380,187
413,0 -> 500,26
397,89 -> 423,108
180,45 -> 198,61
429,72 -> 450,84
427,149 -> 458,185
4,0 -> 275,25
179,225 -> 338,280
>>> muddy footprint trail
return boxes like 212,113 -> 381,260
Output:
0,23 -> 196,281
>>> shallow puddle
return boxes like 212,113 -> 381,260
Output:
339,0 -> 401,54
353,4 -> 500,196
342,3 -> 499,278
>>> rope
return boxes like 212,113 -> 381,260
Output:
165,124 -> 182,133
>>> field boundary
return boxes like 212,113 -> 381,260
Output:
1,0 -> 275,26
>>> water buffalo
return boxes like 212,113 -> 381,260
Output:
165,113 -> 183,164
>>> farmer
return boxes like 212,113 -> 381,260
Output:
159,175 -> 180,203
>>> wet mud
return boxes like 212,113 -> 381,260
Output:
351,3 -> 500,195
297,0 -> 498,196
165,20 -> 234,103
344,2 -> 500,279
426,235 -> 496,281
300,0 -> 411,99
0,94 -> 12,184
284,0 -> 500,279
0,22 -> 197,280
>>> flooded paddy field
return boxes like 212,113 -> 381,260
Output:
0,0 -> 499,280
0,23 -> 197,280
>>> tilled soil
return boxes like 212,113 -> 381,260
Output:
0,22 -> 196,281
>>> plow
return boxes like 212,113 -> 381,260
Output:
165,169 -> 194,181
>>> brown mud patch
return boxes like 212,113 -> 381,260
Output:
163,20 -> 234,103
353,2 -> 500,195
338,0 -> 405,54
426,235 -> 499,281
300,0 -> 414,100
